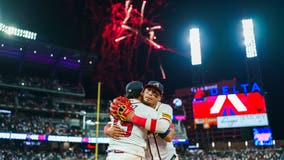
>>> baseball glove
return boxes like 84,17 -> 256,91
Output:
110,96 -> 134,121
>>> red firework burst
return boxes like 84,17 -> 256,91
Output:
101,0 -> 166,69
90,0 -> 169,95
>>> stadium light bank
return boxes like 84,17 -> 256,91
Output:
0,22 -> 37,40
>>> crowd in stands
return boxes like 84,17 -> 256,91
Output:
0,74 -> 84,94
0,141 -> 107,160
1,74 -> 284,159
0,87 -> 110,115
0,114 -> 83,136
177,147 -> 284,160
0,149 -> 109,160
0,149 -> 103,160
0,73 -> 111,137
0,142 -> 283,159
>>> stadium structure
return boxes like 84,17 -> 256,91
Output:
0,13 -> 284,159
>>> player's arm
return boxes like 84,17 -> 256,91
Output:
104,125 -> 126,140
127,111 -> 171,133
110,97 -> 170,133
103,120 -> 125,140
158,123 -> 175,142
157,103 -> 175,141
162,130 -> 175,142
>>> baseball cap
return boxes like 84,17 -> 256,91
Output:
144,81 -> 164,95
125,81 -> 144,93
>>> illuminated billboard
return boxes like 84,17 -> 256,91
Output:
192,91 -> 269,128
253,127 -> 273,146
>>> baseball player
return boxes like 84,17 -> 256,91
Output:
143,81 -> 178,160
106,81 -> 178,160
106,81 -> 172,160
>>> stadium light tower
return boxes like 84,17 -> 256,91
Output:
189,28 -> 202,65
242,19 -> 257,58
242,18 -> 269,143
241,18 -> 263,87
189,27 -> 205,148
189,27 -> 204,86
0,22 -> 37,40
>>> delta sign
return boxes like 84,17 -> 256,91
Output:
192,82 -> 269,128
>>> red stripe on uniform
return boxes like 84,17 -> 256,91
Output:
150,119 -> 157,133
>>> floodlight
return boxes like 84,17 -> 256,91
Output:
173,98 -> 182,107
0,22 -> 37,40
212,142 -> 215,148
242,19 -> 257,58
196,142 -> 199,148
189,28 -> 202,65
228,141 -> 231,147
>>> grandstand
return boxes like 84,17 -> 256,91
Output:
1,18 -> 284,160
0,35 -> 109,159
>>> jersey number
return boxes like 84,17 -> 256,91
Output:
121,121 -> 133,137
114,119 -> 133,137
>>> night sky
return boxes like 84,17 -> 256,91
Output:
1,0 -> 283,139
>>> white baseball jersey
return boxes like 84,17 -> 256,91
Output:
146,102 -> 178,160
107,99 -> 162,159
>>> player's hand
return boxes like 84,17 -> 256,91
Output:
168,128 -> 176,140
112,96 -> 134,121
110,102 -> 119,118
106,125 -> 126,140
